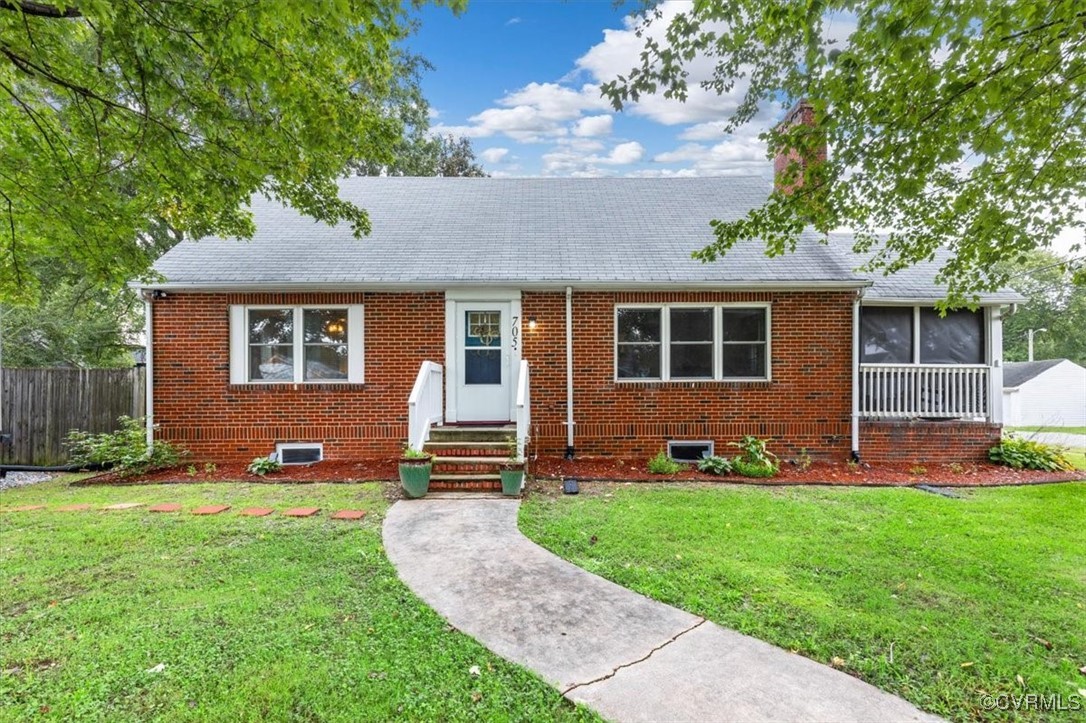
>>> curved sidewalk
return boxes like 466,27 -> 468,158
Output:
384,499 -> 940,722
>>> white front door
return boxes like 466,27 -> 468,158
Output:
456,303 -> 512,422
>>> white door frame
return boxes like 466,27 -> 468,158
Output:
445,289 -> 522,423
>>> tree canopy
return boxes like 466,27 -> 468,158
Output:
997,250 -> 1086,367
605,1 -> 1085,305
0,0 -> 460,303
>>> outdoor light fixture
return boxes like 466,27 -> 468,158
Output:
527,316 -> 537,330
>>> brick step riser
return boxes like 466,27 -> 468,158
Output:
431,480 -> 503,492
433,462 -> 507,474
424,447 -> 511,458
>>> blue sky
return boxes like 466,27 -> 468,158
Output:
407,1 -> 778,179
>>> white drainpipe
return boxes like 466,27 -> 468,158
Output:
851,291 -> 861,460
144,293 -> 154,451
565,286 -> 575,457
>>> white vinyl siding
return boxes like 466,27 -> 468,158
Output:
229,305 -> 363,384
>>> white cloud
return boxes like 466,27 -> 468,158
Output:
606,141 -> 644,164
572,115 -> 613,137
480,147 -> 510,164
506,17 -> 522,26
542,140 -> 644,176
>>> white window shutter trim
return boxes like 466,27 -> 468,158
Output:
229,305 -> 247,384
348,305 -> 365,383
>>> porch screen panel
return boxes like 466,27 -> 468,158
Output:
303,309 -> 348,380
860,307 -> 913,364
248,309 -> 294,381
465,311 -> 502,385
920,309 -> 983,364
617,309 -> 662,378
720,308 -> 767,378
670,308 -> 714,379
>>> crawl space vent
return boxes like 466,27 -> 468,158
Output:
276,443 -> 323,465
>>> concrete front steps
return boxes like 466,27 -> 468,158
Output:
425,425 -> 516,492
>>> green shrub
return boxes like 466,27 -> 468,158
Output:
697,455 -> 733,475
402,445 -> 430,460
65,416 -> 185,476
989,437 -> 1074,471
647,451 -> 684,475
247,456 -> 284,476
732,458 -> 779,478
728,435 -> 779,477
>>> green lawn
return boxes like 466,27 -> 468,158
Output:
0,478 -> 594,722
521,483 -> 1086,721
1007,426 -> 1086,436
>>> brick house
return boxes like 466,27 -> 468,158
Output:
139,175 -> 1020,481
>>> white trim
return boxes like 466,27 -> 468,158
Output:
145,297 -> 155,450
446,288 -> 523,301
275,442 -> 324,464
565,286 -> 575,451
135,280 -> 873,293
667,439 -> 714,461
229,304 -> 363,385
445,289 -> 520,423
444,298 -> 457,423
614,302 -> 772,383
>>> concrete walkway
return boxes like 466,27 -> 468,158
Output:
384,499 -> 940,722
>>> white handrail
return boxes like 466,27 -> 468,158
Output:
515,359 -> 530,463
407,361 -> 443,452
859,363 -> 990,420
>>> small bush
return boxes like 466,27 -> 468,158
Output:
66,416 -> 185,476
402,445 -> 430,460
647,451 -> 684,475
247,456 -> 284,476
989,437 -> 1074,472
732,458 -> 778,478
697,455 -> 733,475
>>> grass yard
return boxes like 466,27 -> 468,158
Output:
0,478 -> 594,722
521,483 -> 1086,721
1008,426 -> 1086,436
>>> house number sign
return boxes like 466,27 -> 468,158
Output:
511,316 -> 520,352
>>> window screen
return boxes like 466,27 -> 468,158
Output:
669,308 -> 714,379
920,309 -> 984,364
861,307 -> 913,364
249,309 -> 294,381
617,308 -> 662,379
303,309 -> 348,380
721,308 -> 767,378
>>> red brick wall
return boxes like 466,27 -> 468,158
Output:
152,291 -> 443,460
859,421 -> 1000,464
521,290 -> 854,460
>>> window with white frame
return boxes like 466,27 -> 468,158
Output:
615,304 -> 770,381
230,305 -> 364,384
860,306 -> 984,365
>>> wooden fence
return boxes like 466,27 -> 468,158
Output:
0,367 -> 146,466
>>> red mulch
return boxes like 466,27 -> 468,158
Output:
529,456 -> 1084,487
72,456 -> 1082,488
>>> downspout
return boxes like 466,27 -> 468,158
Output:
851,290 -> 862,462
143,292 -> 154,453
565,286 -> 575,459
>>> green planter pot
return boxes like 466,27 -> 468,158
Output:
500,467 -> 525,497
399,459 -> 432,498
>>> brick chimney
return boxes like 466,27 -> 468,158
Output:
773,99 -> 827,195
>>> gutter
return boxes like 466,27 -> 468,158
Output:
143,292 -> 154,452
851,289 -> 863,461
565,286 -> 575,459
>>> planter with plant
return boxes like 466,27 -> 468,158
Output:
399,445 -> 433,498
500,438 -> 525,496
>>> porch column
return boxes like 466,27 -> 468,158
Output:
989,306 -> 1004,425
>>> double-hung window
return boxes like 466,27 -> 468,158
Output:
615,304 -> 770,381
230,305 -> 364,384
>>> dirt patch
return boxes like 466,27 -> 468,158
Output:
527,456 -> 1083,487
73,459 -> 399,486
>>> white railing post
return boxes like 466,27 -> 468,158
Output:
407,361 -> 444,452
515,360 -> 530,463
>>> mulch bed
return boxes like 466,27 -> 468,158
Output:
529,456 -> 1084,487
72,456 -> 1082,488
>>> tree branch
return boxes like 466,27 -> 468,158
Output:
0,1 -> 81,18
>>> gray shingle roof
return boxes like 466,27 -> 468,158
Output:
1003,359 -> 1067,387
148,176 -> 1014,302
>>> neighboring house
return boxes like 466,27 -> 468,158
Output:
1002,360 -> 1086,427
137,173 -> 1020,476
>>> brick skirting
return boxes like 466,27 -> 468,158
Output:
859,420 -> 1001,464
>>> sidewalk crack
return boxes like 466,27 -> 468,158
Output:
561,618 -> 707,696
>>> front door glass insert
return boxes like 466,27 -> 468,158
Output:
465,310 -> 502,385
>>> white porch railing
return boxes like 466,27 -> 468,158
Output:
407,361 -> 443,452
515,359 -> 530,462
859,364 -> 990,420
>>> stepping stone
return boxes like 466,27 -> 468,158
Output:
192,505 -> 230,516
331,509 -> 367,521
4,505 -> 45,512
148,503 -> 182,513
238,507 -> 274,517
103,503 -> 145,510
282,507 -> 320,518
56,504 -> 92,512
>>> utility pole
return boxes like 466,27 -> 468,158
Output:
1026,328 -> 1047,362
